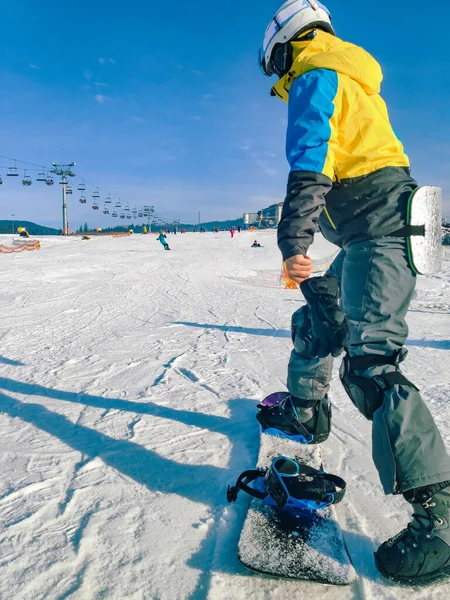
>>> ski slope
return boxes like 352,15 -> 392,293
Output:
0,230 -> 449,600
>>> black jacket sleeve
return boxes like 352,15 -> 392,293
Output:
277,170 -> 332,260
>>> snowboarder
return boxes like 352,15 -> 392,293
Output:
157,232 -> 170,251
257,0 -> 450,586
251,240 -> 262,248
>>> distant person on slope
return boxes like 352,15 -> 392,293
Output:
256,0 -> 450,585
157,232 -> 170,251
251,240 -> 262,248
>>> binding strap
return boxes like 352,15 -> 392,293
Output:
227,457 -> 346,511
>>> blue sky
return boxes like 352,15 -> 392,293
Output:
1,0 -> 449,229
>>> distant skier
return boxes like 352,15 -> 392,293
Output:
238,225 -> 241,233
251,240 -> 262,248
256,0 -> 450,586
157,232 -> 170,251
230,228 -> 235,238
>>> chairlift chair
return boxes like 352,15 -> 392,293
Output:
45,176 -> 54,186
79,195 -> 87,204
93,201 -> 99,210
36,171 -> 47,182
105,195 -> 112,204
126,214 -> 132,219
120,212 -> 125,219
22,171 -> 32,186
114,201 -> 121,209
77,181 -> 86,192
60,178 -> 68,185
66,185 -> 73,195
138,212 -> 143,218
93,189 -> 100,200
112,211 -> 118,217
7,166 -> 19,177
0,176 -> 3,185
103,208 -> 109,215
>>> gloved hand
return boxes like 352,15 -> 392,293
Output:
300,275 -> 349,358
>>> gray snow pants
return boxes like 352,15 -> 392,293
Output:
288,237 -> 450,495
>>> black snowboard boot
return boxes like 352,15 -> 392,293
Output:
376,483 -> 450,585
256,395 -> 331,445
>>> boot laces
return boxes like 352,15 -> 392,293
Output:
386,497 -> 443,553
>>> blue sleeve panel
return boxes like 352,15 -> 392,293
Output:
286,68 -> 339,174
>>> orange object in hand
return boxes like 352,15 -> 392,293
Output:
284,255 -> 313,284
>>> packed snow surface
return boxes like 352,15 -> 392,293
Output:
0,230 -> 449,600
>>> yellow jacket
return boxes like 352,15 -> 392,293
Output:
275,31 -> 417,259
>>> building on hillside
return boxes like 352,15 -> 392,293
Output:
243,212 -> 259,225
257,202 -> 284,227
244,202 -> 284,228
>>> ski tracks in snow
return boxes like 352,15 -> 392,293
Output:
1,232 -> 450,599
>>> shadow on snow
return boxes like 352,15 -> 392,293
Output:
0,377 -> 380,597
175,322 -> 450,350
0,355 -> 24,366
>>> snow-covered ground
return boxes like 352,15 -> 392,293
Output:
0,230 -> 449,600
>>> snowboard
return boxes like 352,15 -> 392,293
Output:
237,392 -> 356,584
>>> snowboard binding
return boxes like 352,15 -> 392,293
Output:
256,394 -> 331,444
227,456 -> 346,513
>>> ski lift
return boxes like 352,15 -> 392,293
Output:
93,201 -> 99,210
112,211 -> 118,217
7,165 -> 19,177
114,201 -> 121,209
77,181 -> 86,192
45,175 -> 54,186
66,185 -> 73,195
105,195 -> 112,204
138,212 -> 143,218
79,195 -> 87,204
120,212 -> 125,219
60,177 -> 68,185
36,170 -> 47,182
0,176 -> 3,185
22,171 -> 32,186
103,206 -> 110,215
93,188 -> 100,200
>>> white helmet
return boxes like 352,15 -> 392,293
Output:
259,0 -> 334,77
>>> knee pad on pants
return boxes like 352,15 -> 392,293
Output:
339,353 -> 419,421
291,305 -> 316,359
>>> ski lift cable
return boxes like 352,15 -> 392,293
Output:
1,154 -> 151,216
71,175 -> 148,214
0,154 -> 46,170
